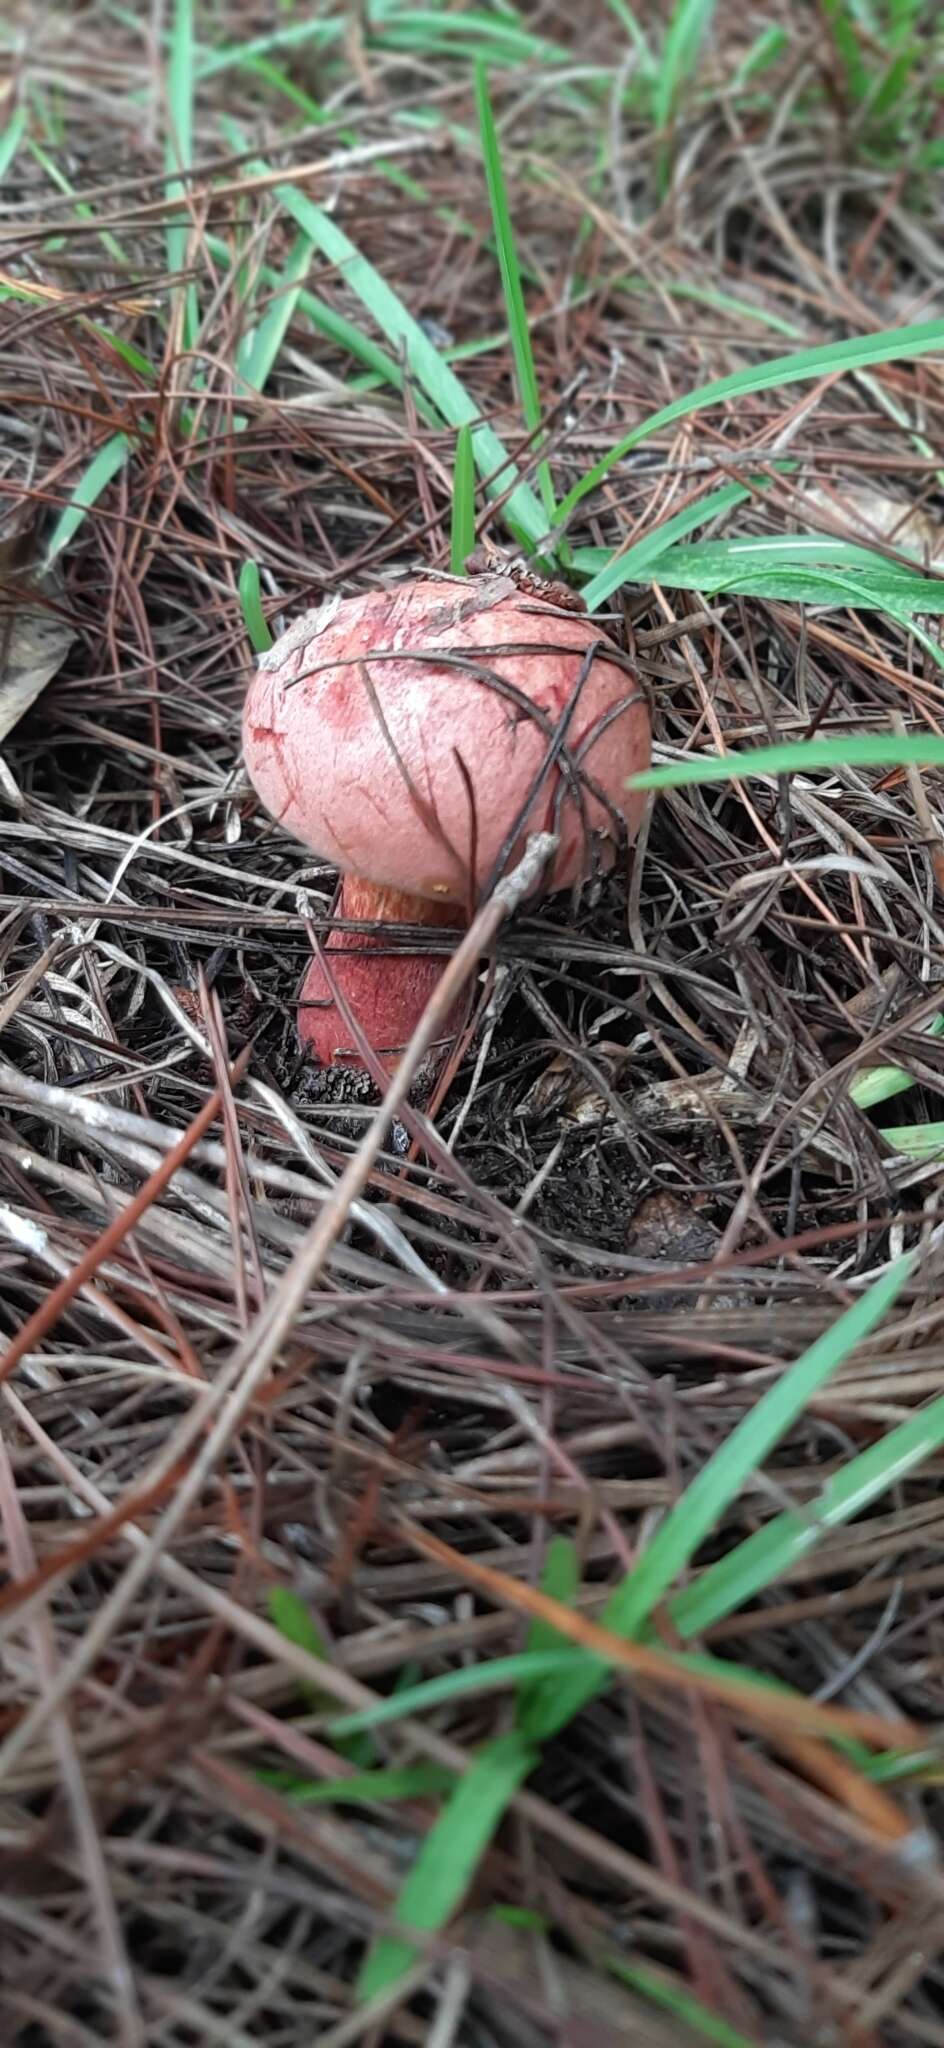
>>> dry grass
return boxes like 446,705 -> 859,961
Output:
1,4 -> 944,2043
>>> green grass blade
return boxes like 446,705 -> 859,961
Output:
295,293 -> 439,418
239,560 -> 274,653
322,1635 -> 908,2027
450,423 -> 477,574
600,531 -> 944,612
0,277 -> 155,381
195,10 -> 567,78
612,533 -> 944,616
601,269 -> 804,338
607,1957 -> 759,2048
556,318 -> 944,527
879,1120 -> 944,1157
822,0 -> 871,101
195,17 -> 341,80
850,1013 -> 944,1110
671,1374 -> 944,1637
236,229 -> 314,392
273,181 -> 546,547
231,162 -> 548,550
517,1536 -> 580,1737
581,475 -> 781,609
329,1651 -> 588,1739
205,231 -> 440,420
526,1536 -> 580,1650
44,432 -> 130,567
369,11 -> 567,66
491,1905 -> 546,1932
475,63 -> 555,520
525,1256 -> 912,1736
887,0 -> 923,41
889,611 -> 944,676
268,1584 -> 328,1668
868,48 -> 917,127
328,1638 -> 846,1749
608,1257 -> 912,1634
0,102 -> 28,181
95,333 -> 157,382
357,1729 -> 536,2001
601,532 -> 942,578
275,181 -> 547,547
679,564 -> 944,612
234,52 -> 326,121
261,1762 -> 456,1806
653,0 -> 717,129
166,0 -> 198,350
268,1584 -> 371,1763
604,0 -> 655,69
630,733 -> 944,793
28,138 -> 126,264
730,23 -> 788,86
652,0 -> 717,191
854,366 -> 943,481
166,0 -> 194,213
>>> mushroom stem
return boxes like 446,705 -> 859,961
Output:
297,873 -> 464,1075
337,874 -> 458,932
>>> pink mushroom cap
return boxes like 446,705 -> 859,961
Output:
242,574 -> 650,907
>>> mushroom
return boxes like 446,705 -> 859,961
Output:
243,571 -> 650,1076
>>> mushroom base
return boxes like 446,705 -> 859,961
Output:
297,876 -> 464,1076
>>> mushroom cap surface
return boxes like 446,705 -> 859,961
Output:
243,575 -> 650,903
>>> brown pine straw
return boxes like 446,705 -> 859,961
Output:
0,1040 -> 253,1388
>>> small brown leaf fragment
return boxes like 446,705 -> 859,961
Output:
0,575 -> 75,745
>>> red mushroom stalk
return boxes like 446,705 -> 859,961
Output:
242,571 -> 650,1077
298,875 -> 461,1072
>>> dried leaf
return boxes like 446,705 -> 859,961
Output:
802,484 -> 944,563
0,581 -> 75,744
